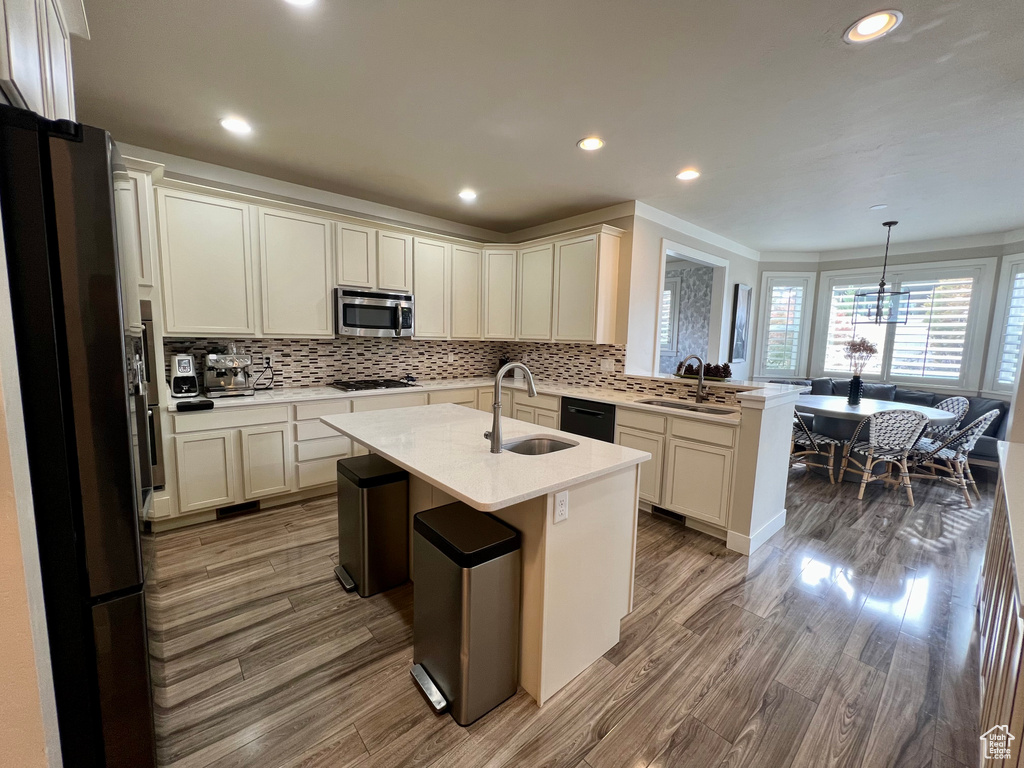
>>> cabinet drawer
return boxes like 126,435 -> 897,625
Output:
427,388 -> 478,408
670,418 -> 736,448
515,390 -> 559,412
351,392 -> 429,411
295,420 -> 342,441
297,458 -> 341,489
294,399 -> 352,421
617,408 -> 667,434
173,405 -> 289,433
296,436 -> 352,462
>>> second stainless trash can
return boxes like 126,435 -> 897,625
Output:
336,455 -> 409,597
411,502 -> 521,726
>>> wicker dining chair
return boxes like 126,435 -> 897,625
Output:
791,411 -> 842,483
924,396 -> 970,442
838,410 -> 929,505
907,409 -> 1000,507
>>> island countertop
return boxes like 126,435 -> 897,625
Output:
321,403 -> 650,512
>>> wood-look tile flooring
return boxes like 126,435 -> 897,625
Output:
145,468 -> 992,768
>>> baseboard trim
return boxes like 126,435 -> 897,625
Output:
727,508 -> 787,555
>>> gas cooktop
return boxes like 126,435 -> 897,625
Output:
329,378 -> 418,392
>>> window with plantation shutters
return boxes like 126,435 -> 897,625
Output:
889,277 -> 974,380
990,258 -> 1024,392
755,272 -> 815,378
822,283 -> 885,376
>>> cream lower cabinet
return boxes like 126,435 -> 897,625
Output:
476,387 -> 511,418
662,439 -> 733,526
174,430 -> 238,513
240,425 -> 292,499
294,399 -> 353,489
427,388 -> 477,408
511,391 -> 559,427
615,426 -> 665,505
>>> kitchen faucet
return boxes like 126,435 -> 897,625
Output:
484,362 -> 537,453
680,354 -> 706,403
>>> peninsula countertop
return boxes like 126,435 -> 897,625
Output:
321,403 -> 650,511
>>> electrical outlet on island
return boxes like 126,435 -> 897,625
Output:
554,490 -> 569,524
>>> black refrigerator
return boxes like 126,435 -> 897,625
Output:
0,104 -> 157,766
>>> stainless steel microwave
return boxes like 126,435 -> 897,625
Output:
335,287 -> 415,337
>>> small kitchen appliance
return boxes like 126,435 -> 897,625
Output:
170,354 -> 199,398
204,353 -> 256,397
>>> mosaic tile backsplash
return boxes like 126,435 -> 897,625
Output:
163,337 -> 742,405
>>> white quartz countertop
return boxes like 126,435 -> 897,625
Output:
321,404 -> 651,511
164,376 -> 804,423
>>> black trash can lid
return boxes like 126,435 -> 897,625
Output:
337,454 -> 408,488
414,503 -> 520,569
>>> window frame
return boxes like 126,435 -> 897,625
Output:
659,276 -> 681,352
754,271 -> 816,379
984,253 -> 1024,396
810,258 -> 996,391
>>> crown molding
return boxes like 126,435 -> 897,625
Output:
633,202 -> 762,262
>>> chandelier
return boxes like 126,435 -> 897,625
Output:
854,220 -> 909,324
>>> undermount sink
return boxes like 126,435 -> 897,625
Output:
636,399 -> 737,416
502,437 -> 579,455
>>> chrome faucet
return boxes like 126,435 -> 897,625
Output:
484,362 -> 537,453
680,354 -> 706,403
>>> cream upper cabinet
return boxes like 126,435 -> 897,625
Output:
158,189 -> 256,336
336,222 -> 376,288
112,178 -> 144,334
259,208 -> 333,338
413,237 -> 449,339
377,231 -> 413,292
114,169 -> 157,288
553,234 -> 599,341
517,243 -> 555,340
0,0 -> 46,115
42,0 -> 72,120
483,249 -> 517,339
450,245 -> 482,339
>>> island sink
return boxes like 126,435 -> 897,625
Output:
502,436 -> 578,455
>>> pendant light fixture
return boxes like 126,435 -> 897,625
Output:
854,221 -> 909,325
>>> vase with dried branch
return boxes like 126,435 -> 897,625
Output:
843,337 -> 878,405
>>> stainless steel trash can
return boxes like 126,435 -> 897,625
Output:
411,502 -> 521,726
335,455 -> 409,598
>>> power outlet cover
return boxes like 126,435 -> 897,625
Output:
600,359 -> 615,372
554,491 -> 569,524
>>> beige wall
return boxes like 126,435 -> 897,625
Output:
0,372 -> 49,768
626,214 -> 759,380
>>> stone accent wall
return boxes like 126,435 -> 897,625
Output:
660,262 -> 715,375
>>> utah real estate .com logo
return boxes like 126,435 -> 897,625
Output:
982,725 -> 1015,760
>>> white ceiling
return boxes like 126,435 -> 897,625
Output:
72,0 -> 1024,251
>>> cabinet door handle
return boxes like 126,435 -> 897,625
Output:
567,406 -> 604,418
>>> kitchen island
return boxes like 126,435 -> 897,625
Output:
321,403 -> 650,705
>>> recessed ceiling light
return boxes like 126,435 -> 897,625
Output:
869,204 -> 888,210
676,168 -> 701,181
844,10 -> 903,43
283,0 -> 316,5
458,189 -> 477,202
220,117 -> 252,135
577,137 -> 604,151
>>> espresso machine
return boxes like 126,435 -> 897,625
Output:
204,352 -> 256,397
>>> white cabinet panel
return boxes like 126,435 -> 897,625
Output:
476,387 -> 511,418
535,410 -> 559,429
43,0 -> 71,120
427,388 -> 477,408
259,208 -> 333,337
483,249 -> 517,339
450,245 -> 482,339
517,243 -> 554,340
615,426 -> 664,505
113,178 -> 144,334
158,189 -> 256,336
0,0 -> 46,114
663,439 -> 733,526
513,405 -> 535,424
240,425 -> 292,499
413,237 -> 448,338
296,435 -> 351,462
377,231 -> 413,292
174,430 -> 237,513
336,222 -> 376,288
297,457 -> 342,489
553,234 -> 599,342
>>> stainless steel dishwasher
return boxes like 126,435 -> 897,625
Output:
559,397 -> 616,443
